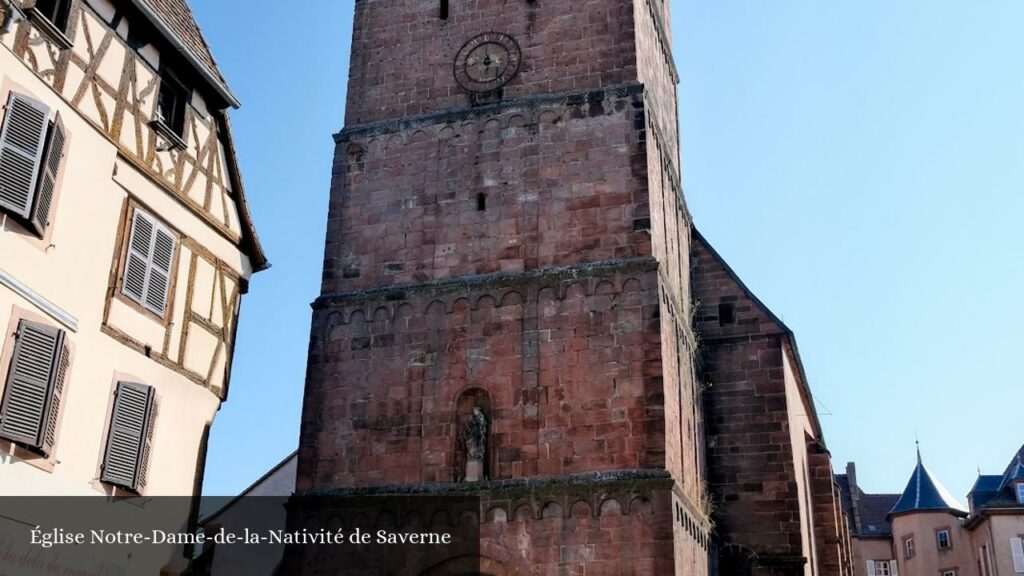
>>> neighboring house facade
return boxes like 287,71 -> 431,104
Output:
840,446 -> 1024,576
0,0 -> 264,571
837,463 -> 901,576
965,445 -> 1024,576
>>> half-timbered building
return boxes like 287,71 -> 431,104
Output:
0,0 -> 263,569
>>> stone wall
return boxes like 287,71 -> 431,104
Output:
323,89 -> 652,293
344,0 -> 639,124
299,263 -> 665,490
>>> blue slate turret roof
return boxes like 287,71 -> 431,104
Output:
889,447 -> 967,518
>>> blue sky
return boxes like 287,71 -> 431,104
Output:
193,1 -> 1023,501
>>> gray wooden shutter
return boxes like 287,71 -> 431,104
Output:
0,320 -> 64,453
29,112 -> 65,235
41,341 -> 70,457
122,210 -> 154,305
122,209 -> 175,316
136,397 -> 158,492
145,227 -> 175,315
101,381 -> 154,490
0,92 -> 50,219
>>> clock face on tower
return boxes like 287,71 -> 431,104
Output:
453,32 -> 522,93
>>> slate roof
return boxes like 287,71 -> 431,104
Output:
889,450 -> 967,518
999,444 -> 1024,490
126,0 -> 239,107
968,444 -> 1024,513
836,473 -> 901,537
142,0 -> 224,83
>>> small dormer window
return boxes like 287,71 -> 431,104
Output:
31,0 -> 72,32
1016,482 -> 1024,504
151,68 -> 189,150
26,0 -> 74,49
156,69 -> 188,136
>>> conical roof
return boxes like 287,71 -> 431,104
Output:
889,447 -> 967,518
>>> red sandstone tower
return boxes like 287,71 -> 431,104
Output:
292,1 -> 851,575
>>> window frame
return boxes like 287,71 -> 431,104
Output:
99,381 -> 157,494
25,0 -> 74,49
0,90 -> 68,240
0,314 -> 72,468
937,528 -> 952,550
114,204 -> 180,323
151,67 -> 190,149
875,560 -> 891,576
942,571 -> 957,576
904,536 -> 916,559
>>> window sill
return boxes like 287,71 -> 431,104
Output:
25,9 -> 73,51
149,119 -> 187,151
0,438 -> 55,473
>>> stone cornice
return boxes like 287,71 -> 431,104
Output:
294,468 -> 673,499
313,257 -> 659,310
333,83 -> 646,143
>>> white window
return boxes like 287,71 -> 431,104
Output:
981,544 -> 993,576
1016,483 -> 1024,505
937,529 -> 951,549
942,571 -> 956,576
905,537 -> 915,559
1011,537 -> 1024,573
876,560 -> 891,576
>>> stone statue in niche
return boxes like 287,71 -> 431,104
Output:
463,406 -> 488,482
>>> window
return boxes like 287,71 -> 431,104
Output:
904,537 -> 915,559
0,320 -> 70,457
0,92 -> 67,236
718,302 -> 736,325
100,382 -> 157,492
440,0 -> 449,19
25,0 -> 73,48
29,0 -> 72,31
942,571 -> 957,576
121,209 -> 177,317
980,544 -> 993,576
937,529 -> 951,550
867,560 -> 897,576
1011,537 -> 1024,574
1016,483 -> 1024,505
153,68 -> 189,143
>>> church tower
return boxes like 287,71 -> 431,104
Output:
292,0 -> 710,573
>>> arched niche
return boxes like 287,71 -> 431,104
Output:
453,388 -> 493,482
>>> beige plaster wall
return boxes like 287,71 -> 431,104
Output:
969,514 -> 1024,576
892,512 -> 973,576
852,538 -> 896,576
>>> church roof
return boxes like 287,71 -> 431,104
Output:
889,448 -> 967,518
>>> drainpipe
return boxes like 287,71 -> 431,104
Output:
1,0 -> 25,36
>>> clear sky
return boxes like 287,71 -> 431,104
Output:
193,1 -> 1024,501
